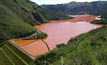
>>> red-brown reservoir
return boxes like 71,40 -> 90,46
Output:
15,15 -> 102,56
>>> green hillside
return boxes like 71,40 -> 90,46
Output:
34,26 -> 107,65
0,0 -> 70,43
42,1 -> 107,24
0,4 -> 37,43
42,1 -> 107,18
0,0 -> 47,43
37,8 -> 71,20
28,1 -> 71,20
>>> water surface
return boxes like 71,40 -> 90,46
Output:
15,15 -> 101,55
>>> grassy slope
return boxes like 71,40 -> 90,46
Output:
0,48 -> 13,65
0,4 -> 37,42
2,45 -> 26,65
0,0 -> 49,25
0,0 -> 49,43
34,26 -> 107,65
0,41 -> 33,65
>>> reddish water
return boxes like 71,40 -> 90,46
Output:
15,15 -> 102,56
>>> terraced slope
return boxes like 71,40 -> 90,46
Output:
0,41 -> 33,65
0,48 -> 13,65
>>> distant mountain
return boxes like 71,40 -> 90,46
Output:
0,0 -> 70,43
29,2 -> 71,20
42,1 -> 107,18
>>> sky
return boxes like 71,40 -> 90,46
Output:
31,0 -> 99,5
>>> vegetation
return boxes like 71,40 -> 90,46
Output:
34,26 -> 107,65
29,1 -> 71,20
91,19 -> 107,24
42,1 -> 107,24
0,0 -> 70,43
22,35 -> 35,40
36,32 -> 48,39
0,41 -> 33,65
42,1 -> 107,18
0,0 -> 46,43
0,0 -> 107,65
5,42 -> 33,64
2,45 -> 26,65
0,0 -> 70,64
0,48 -> 13,65
22,32 -> 47,40
37,8 -> 71,20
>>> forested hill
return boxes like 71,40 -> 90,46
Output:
0,0 -> 70,43
42,1 -> 107,18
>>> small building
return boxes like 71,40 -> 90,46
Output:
96,18 -> 102,20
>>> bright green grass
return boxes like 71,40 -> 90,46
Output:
0,48 -> 13,65
2,45 -> 25,65
5,42 -> 33,64
0,41 -> 34,65
5,45 -> 28,65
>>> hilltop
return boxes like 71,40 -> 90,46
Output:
42,1 -> 107,18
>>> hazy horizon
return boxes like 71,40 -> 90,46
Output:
31,0 -> 100,5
